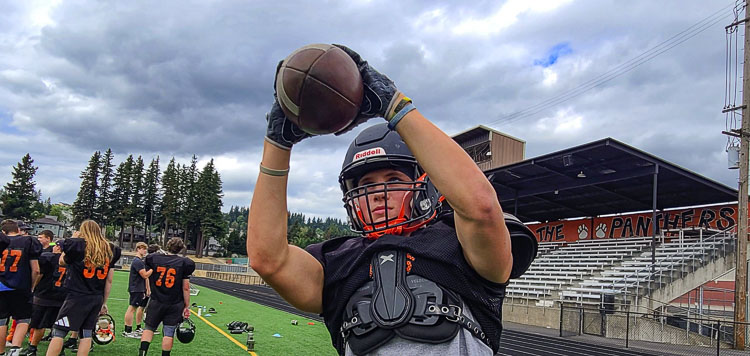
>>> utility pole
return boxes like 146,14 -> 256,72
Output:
735,0 -> 750,349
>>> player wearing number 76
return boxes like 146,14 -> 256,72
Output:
138,237 -> 195,356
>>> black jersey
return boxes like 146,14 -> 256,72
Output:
0,232 -> 9,252
128,256 -> 147,293
42,245 -> 53,253
0,234 -> 43,291
145,253 -> 195,304
62,238 -> 121,296
35,251 -> 67,303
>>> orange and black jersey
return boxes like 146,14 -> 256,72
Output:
62,238 -> 121,296
35,251 -> 67,302
0,234 -> 42,291
145,253 -> 195,304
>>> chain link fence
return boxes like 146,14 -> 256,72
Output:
560,304 -> 750,355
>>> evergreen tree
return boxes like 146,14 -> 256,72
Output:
72,151 -> 101,226
159,158 -> 180,246
111,155 -> 135,247
1,154 -> 40,220
195,159 -> 225,257
180,156 -> 200,250
128,156 -> 145,246
143,157 -> 161,241
96,149 -> 115,232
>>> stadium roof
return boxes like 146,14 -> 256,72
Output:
485,138 -> 738,223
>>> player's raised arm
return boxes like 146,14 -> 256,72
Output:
247,99 -> 324,313
333,45 -> 513,283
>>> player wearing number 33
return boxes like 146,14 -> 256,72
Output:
138,237 -> 195,356
45,220 -> 121,356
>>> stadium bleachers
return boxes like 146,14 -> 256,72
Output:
507,236 -> 652,301
507,228 -> 735,309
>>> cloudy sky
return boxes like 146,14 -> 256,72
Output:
0,0 -> 743,220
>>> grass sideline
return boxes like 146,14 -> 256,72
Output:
17,270 -> 336,356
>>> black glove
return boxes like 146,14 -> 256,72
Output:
264,99 -> 311,150
333,44 -> 405,135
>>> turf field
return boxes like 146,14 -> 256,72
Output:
19,270 -> 337,356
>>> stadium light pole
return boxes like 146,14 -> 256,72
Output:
734,0 -> 750,349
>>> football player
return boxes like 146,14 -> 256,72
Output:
0,220 -> 42,356
123,242 -> 152,338
37,231 -> 54,254
139,237 -> 195,356
45,220 -> 121,356
20,240 -> 67,356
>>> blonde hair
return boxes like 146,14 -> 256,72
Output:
79,220 -> 112,268
135,242 -> 148,250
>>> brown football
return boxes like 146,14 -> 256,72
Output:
275,44 -> 364,135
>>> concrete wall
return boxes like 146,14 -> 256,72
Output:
503,303 -> 560,329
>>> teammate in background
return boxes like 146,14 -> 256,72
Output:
139,238 -> 195,356
0,220 -> 42,356
45,220 -> 121,356
20,240 -> 67,356
147,244 -> 162,255
123,242 -> 152,338
37,231 -> 54,254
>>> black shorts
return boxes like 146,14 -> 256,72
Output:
145,300 -> 183,329
30,304 -> 61,329
53,294 -> 103,333
129,292 -> 149,307
0,289 -> 32,320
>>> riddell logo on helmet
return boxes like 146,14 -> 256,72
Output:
353,147 -> 385,162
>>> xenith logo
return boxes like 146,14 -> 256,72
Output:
353,147 -> 385,161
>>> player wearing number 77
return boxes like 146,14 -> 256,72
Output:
0,220 -> 42,356
45,220 -> 122,356
139,237 -> 195,356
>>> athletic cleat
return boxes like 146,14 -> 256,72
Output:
121,331 -> 140,339
62,338 -> 77,352
18,347 -> 36,356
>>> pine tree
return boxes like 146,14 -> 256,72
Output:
195,159 -> 225,257
128,156 -> 145,246
96,149 -> 115,233
111,155 -> 135,247
143,157 -> 161,242
1,154 -> 40,220
72,151 -> 101,226
159,158 -> 180,246
180,156 -> 200,250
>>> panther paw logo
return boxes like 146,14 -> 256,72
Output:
577,224 -> 589,239
595,223 -> 607,238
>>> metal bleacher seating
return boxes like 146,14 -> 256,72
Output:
506,237 -> 653,301
559,228 -> 735,306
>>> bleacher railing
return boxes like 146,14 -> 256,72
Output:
576,226 -> 736,311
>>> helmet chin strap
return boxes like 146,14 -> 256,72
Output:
356,173 -> 438,240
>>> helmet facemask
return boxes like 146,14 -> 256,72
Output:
341,161 -> 440,239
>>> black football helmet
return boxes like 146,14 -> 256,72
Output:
176,318 -> 196,343
339,123 -> 441,238
93,314 -> 115,345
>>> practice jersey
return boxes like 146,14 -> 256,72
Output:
63,238 -> 121,296
128,256 -> 147,293
0,234 -> 43,291
145,253 -> 195,304
35,251 -> 67,303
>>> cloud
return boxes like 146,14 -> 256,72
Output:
0,0 -> 740,220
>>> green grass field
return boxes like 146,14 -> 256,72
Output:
17,270 -> 337,356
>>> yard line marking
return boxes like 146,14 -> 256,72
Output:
190,309 -> 257,355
